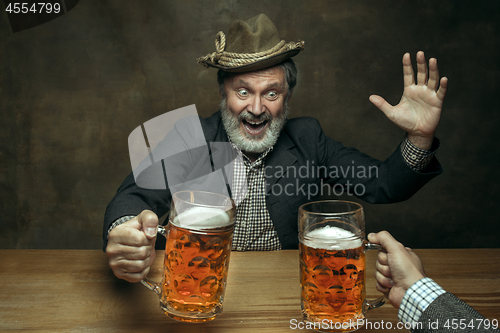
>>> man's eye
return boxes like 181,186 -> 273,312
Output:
267,91 -> 277,99
238,89 -> 249,96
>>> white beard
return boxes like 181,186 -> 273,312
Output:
220,98 -> 289,154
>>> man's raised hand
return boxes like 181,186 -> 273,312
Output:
369,51 -> 448,150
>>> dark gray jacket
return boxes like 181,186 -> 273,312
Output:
413,292 -> 499,332
103,111 -> 442,250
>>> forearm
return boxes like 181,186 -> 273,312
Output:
407,133 -> 434,151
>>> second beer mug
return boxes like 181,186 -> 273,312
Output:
141,191 -> 236,323
298,200 -> 384,332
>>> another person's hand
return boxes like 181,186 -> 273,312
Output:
369,51 -> 448,150
368,231 -> 426,309
105,210 -> 159,282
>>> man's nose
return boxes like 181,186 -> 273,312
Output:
248,96 -> 264,116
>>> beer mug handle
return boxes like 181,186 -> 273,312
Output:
363,241 -> 386,312
365,242 -> 382,251
140,225 -> 168,296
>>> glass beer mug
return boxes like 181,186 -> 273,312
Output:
298,200 -> 384,332
141,191 -> 236,322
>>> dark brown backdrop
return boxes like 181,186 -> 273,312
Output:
1,0 -> 499,249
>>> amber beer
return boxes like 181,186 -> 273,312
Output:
300,226 -> 365,332
160,206 -> 234,322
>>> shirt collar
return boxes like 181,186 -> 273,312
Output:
229,142 -> 273,168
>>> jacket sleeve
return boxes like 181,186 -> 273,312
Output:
312,117 -> 443,204
266,117 -> 444,249
411,292 -> 499,333
102,113 -> 226,251
102,172 -> 172,251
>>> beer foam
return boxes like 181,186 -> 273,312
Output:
303,226 -> 362,250
173,207 -> 232,229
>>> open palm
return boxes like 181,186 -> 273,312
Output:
369,51 -> 448,150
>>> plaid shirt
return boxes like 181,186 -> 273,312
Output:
399,277 -> 446,324
230,144 -> 281,251
228,136 -> 435,251
401,136 -> 438,172
108,137 -> 438,249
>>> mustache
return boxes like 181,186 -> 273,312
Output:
237,111 -> 273,122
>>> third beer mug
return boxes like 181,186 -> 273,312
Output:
141,191 -> 235,322
298,200 -> 384,332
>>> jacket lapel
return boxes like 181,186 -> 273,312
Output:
264,130 -> 297,194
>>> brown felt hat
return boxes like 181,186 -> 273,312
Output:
197,14 -> 304,72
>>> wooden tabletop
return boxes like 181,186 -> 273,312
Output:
0,249 -> 499,332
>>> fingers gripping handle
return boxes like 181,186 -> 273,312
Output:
140,225 -> 168,296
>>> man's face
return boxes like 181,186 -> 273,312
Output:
220,66 -> 290,154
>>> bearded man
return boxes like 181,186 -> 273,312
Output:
104,14 -> 447,282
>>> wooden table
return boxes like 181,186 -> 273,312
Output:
1,249 -> 499,332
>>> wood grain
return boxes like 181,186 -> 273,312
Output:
0,249 -> 498,332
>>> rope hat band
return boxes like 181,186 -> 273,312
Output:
197,14 -> 305,72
